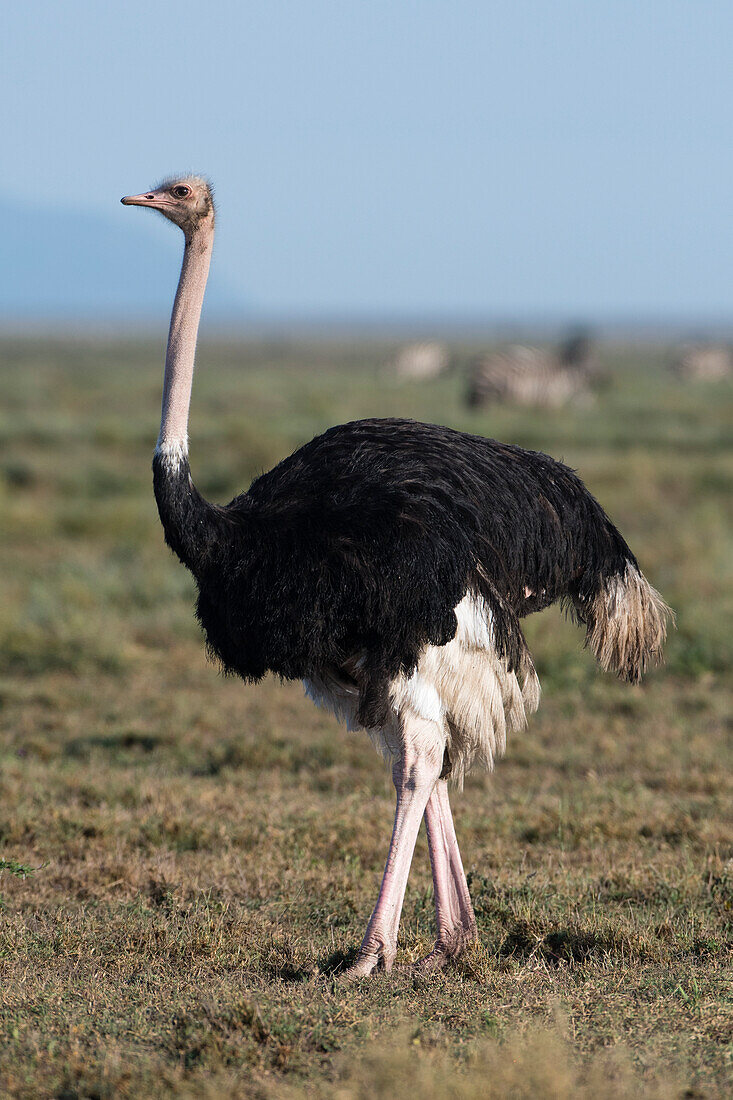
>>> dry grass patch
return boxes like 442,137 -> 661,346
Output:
0,339 -> 731,1097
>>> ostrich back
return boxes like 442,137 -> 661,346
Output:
156,418 -> 635,727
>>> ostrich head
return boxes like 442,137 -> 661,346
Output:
121,176 -> 214,236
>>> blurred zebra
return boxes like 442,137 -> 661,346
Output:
393,341 -> 450,380
467,332 -> 596,409
672,344 -> 732,381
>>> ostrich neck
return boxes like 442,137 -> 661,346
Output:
153,219 -> 220,577
157,222 -> 214,461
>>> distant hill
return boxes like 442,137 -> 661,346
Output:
0,198 -> 247,322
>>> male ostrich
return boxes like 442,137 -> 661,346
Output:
122,177 -> 671,977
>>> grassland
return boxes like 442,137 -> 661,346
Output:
0,336 -> 731,1098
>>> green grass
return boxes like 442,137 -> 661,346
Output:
0,336 -> 731,1098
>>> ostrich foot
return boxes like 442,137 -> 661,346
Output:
410,924 -> 478,972
341,931 -> 397,979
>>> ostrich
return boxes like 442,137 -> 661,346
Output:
122,177 -> 671,977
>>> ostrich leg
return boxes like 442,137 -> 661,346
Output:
417,778 -> 478,970
345,715 -> 443,978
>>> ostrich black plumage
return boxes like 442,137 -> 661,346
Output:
122,177 -> 672,977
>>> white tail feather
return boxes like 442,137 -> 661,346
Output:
585,565 -> 673,683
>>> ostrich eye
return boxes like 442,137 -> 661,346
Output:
172,185 -> 190,199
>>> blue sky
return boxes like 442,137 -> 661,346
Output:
4,1 -> 733,321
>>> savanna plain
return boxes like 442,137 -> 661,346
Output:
0,338 -> 731,1098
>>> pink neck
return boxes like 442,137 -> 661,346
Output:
157,221 -> 214,462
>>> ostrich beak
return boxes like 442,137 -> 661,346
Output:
121,190 -> 170,209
